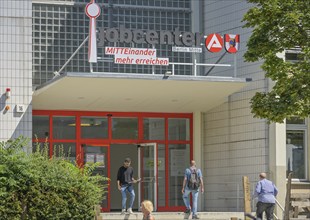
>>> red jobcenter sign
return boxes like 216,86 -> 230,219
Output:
205,33 -> 223,53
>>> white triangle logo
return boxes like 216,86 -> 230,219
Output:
207,34 -> 222,50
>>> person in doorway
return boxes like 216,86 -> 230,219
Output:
117,157 -> 139,214
182,160 -> 204,219
141,200 -> 155,220
254,172 -> 278,220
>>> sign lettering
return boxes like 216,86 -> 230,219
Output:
105,47 -> 169,66
99,26 -> 239,54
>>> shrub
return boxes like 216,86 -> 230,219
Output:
0,136 -> 108,220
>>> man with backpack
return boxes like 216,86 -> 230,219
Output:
182,160 -> 204,219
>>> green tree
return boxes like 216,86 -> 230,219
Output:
0,136 -> 108,220
243,0 -> 310,123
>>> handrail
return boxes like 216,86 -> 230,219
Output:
54,35 -> 235,77
273,213 -> 280,220
275,198 -> 285,211
169,62 -> 231,76
206,181 -> 285,217
205,182 -> 242,211
275,198 -> 285,220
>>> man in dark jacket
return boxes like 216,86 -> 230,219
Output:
117,158 -> 139,214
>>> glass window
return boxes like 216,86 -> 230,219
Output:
33,1 -> 192,86
143,118 -> 165,140
286,117 -> 307,180
53,116 -> 76,139
168,118 -> 190,140
82,145 -> 108,208
81,117 -> 108,139
286,131 -> 306,179
287,117 -> 305,124
33,115 -> 49,140
53,142 -> 76,162
112,117 -> 138,139
168,144 -> 190,207
285,52 -> 302,63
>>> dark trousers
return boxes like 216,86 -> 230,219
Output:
256,201 -> 275,220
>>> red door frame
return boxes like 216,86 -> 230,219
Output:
33,110 -> 193,212
80,144 -> 110,212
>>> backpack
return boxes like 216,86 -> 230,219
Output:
187,168 -> 200,190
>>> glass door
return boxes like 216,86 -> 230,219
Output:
82,144 -> 109,211
138,143 -> 157,211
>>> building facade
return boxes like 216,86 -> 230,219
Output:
0,0 -> 309,214
0,0 -> 32,144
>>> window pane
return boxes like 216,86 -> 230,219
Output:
112,117 -> 138,139
286,117 -> 305,124
143,118 -> 165,140
286,131 -> 306,179
285,52 -> 302,63
53,142 -> 76,162
33,115 -> 49,139
53,116 -> 76,139
81,117 -> 108,139
168,144 -> 190,207
168,118 -> 190,140
83,145 -> 108,209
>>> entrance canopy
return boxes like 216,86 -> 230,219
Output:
33,72 -> 250,113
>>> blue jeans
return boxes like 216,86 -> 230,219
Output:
182,188 -> 199,216
121,184 -> 135,209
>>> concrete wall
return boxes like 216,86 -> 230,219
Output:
202,1 -> 270,211
0,0 -> 32,143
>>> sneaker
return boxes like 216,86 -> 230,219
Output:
121,209 -> 126,214
192,215 -> 200,219
127,208 -> 134,214
184,208 -> 191,214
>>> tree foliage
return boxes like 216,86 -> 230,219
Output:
243,0 -> 310,123
0,136 -> 108,220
